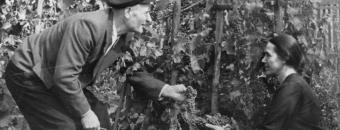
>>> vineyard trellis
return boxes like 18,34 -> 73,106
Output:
0,0 -> 339,129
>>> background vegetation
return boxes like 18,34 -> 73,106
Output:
0,0 -> 339,129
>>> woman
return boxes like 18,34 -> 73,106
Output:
206,34 -> 323,130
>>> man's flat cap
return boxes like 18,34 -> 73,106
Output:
104,0 -> 154,9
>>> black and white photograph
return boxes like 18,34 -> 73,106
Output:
0,0 -> 339,129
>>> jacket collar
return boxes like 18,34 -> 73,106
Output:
103,8 -> 114,54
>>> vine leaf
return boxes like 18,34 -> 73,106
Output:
309,0 -> 321,3
1,22 -> 11,30
18,8 -> 27,20
205,0 -> 215,11
140,46 -> 147,56
297,35 -> 308,46
190,55 -> 202,73
286,5 -> 299,16
144,26 -> 160,40
225,63 -> 235,71
289,17 -> 303,31
231,78 -> 241,87
224,10 -> 229,26
229,90 -> 241,101
152,48 -> 163,58
244,1 -> 263,12
222,41 -> 236,55
157,0 -> 172,10
173,39 -> 186,54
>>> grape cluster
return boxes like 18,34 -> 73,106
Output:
183,86 -> 198,113
192,114 -> 232,130
152,2 -> 174,21
229,20 -> 243,33
182,54 -> 191,66
205,113 -> 231,126
178,86 -> 232,129
190,116 -> 208,130
185,86 -> 197,99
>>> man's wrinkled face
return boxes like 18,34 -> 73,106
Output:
261,42 -> 285,76
124,4 -> 151,33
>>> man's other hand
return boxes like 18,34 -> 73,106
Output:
81,109 -> 100,130
161,84 -> 187,101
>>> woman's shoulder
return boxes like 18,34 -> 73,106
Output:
281,74 -> 314,96
281,74 -> 308,91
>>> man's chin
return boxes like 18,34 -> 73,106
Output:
134,26 -> 144,33
132,29 -> 143,34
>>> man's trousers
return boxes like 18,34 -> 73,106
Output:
4,62 -> 111,130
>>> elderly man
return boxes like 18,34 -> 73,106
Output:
4,0 -> 187,130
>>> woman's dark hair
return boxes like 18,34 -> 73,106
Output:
269,34 -> 305,73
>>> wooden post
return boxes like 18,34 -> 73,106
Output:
170,0 -> 181,85
36,0 -> 44,17
211,1 -> 224,114
274,0 -> 284,33
317,7 -> 321,20
171,0 -> 181,46
329,14 -> 334,51
58,0 -> 76,19
35,0 -> 44,33
170,1 -> 181,129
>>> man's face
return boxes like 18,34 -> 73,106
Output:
261,42 -> 285,76
124,4 -> 151,33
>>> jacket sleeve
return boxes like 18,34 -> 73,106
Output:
126,72 -> 166,99
53,19 -> 95,118
262,82 -> 302,130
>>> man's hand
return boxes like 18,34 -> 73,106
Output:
81,109 -> 100,130
161,84 -> 187,101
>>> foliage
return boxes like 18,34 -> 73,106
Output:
0,0 -> 339,130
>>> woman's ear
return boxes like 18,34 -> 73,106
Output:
280,57 -> 288,65
124,7 -> 131,18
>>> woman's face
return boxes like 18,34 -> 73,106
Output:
262,42 -> 285,76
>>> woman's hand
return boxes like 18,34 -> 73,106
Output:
205,123 -> 231,130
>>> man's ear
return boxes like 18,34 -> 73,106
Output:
124,7 -> 131,18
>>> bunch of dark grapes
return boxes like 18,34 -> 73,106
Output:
190,114 -> 231,129
176,86 -> 197,114
205,113 -> 231,126
229,19 -> 243,34
182,55 -> 191,66
153,2 -> 174,20
190,116 -> 208,130
184,86 -> 197,113
177,86 -> 232,129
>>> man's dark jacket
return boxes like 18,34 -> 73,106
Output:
9,8 -> 165,118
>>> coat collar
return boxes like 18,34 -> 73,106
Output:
103,8 -> 114,54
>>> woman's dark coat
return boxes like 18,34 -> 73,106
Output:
262,74 -> 323,130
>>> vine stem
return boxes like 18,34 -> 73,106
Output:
169,0 -> 181,129
211,0 -> 224,114
182,0 -> 204,12
113,83 -> 128,130
160,0 -> 204,20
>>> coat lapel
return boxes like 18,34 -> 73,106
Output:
92,35 -> 126,78
103,8 -> 114,55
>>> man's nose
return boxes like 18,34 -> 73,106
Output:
146,13 -> 152,23
261,56 -> 266,63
